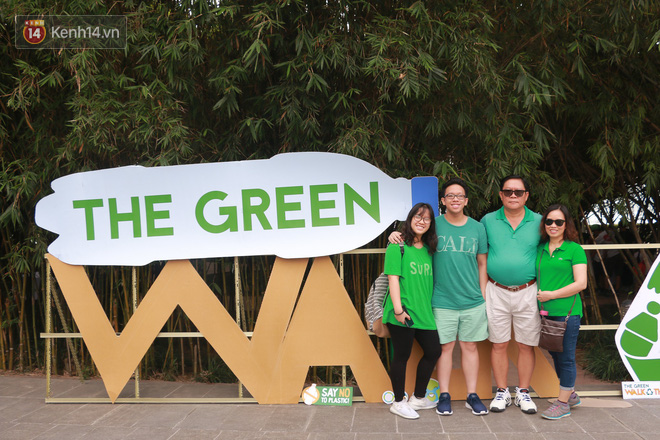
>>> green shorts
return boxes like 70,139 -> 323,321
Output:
433,303 -> 488,344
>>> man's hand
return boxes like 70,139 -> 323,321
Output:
388,231 -> 404,244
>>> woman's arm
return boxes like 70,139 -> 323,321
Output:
537,264 -> 587,302
388,275 -> 409,324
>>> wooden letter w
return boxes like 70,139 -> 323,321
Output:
47,254 -> 391,403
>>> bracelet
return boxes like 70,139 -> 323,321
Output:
394,311 -> 404,315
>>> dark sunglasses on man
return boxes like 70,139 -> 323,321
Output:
501,189 -> 527,197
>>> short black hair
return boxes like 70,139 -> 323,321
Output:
441,177 -> 469,198
500,175 -> 530,192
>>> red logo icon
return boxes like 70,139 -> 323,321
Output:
23,20 -> 46,45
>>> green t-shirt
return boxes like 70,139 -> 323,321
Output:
481,206 -> 541,286
432,216 -> 488,310
382,243 -> 436,330
536,240 -> 587,317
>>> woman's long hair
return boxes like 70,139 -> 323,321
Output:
400,202 -> 438,254
540,203 -> 579,242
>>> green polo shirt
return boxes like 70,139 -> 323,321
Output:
480,206 -> 542,286
382,243 -> 436,330
536,240 -> 587,317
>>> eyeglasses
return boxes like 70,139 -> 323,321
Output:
413,214 -> 432,224
544,218 -> 566,226
501,189 -> 527,197
443,194 -> 466,200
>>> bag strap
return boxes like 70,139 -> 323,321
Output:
538,245 -> 577,321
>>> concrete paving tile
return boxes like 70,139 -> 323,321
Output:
33,423 -> 94,439
0,397 -> 43,422
79,426 -> 138,440
394,411 -> 443,433
494,434 -> 545,440
308,433 -> 357,440
354,433 -> 402,440
351,404 -> 397,432
212,404 -> 275,431
603,404 -> 660,433
437,411 -> 490,433
307,405 -> 354,432
482,408 -> 536,432
585,433 -> 645,440
526,414 -> 585,433
0,377 -> 44,397
14,402 -> 85,423
569,407 -> 632,433
125,426 -> 178,439
135,381 -> 190,398
168,428 -> 221,439
260,432 -> 310,440
91,403 -> 146,427
447,434 -> 497,440
55,403 -> 121,425
401,434 -> 449,440
165,382 -> 217,398
131,404 -> 196,428
1,422 -> 55,440
201,383 -> 245,398
175,404 -> 238,430
56,380 -> 114,399
216,431 -> 265,439
261,405 -> 313,431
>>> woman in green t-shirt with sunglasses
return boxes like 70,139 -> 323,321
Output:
535,204 -> 587,420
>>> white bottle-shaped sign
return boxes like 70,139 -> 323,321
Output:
35,152 -> 438,266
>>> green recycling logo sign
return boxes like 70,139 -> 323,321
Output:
616,254 -> 660,381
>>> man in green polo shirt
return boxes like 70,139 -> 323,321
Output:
480,175 -> 542,414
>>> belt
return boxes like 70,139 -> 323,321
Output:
488,277 -> 536,292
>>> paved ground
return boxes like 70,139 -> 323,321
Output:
0,375 -> 658,439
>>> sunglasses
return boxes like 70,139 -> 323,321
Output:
501,189 -> 527,197
544,218 -> 566,226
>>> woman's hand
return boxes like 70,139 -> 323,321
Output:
394,310 -> 410,325
537,290 -> 554,302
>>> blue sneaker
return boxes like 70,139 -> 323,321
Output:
435,392 -> 453,415
466,393 -> 489,415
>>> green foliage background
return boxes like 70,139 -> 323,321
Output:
1,0 -> 659,378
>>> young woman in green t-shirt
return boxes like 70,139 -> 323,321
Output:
384,202 -> 442,420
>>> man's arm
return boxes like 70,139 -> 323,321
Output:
477,253 -> 488,299
388,231 -> 404,244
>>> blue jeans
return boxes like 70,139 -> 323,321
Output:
547,314 -> 581,390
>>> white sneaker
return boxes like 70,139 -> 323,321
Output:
514,387 -> 537,414
409,395 -> 436,410
489,388 -> 511,412
390,400 -> 420,419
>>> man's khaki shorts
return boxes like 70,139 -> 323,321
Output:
486,281 -> 541,346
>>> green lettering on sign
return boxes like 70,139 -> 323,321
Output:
276,186 -> 305,229
242,189 -> 272,231
310,184 -> 340,227
109,197 -> 141,239
345,182 -> 380,225
72,199 -> 104,240
145,195 -> 174,237
195,191 -> 238,233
